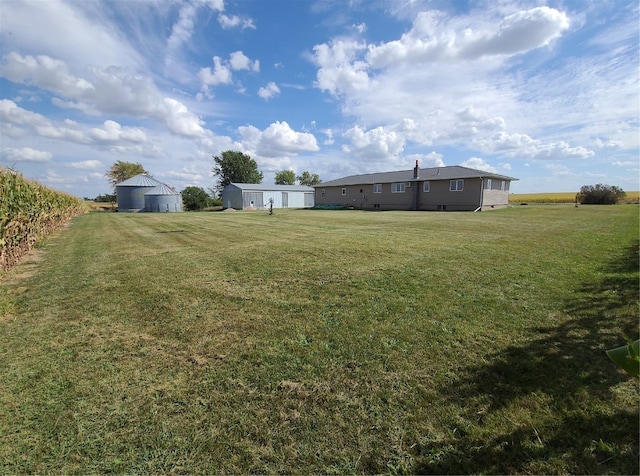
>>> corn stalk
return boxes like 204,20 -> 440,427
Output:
0,167 -> 88,271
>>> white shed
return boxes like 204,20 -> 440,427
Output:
221,183 -> 315,210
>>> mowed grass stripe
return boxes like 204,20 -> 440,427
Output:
0,205 -> 638,474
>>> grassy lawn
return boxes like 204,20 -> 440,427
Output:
1,205 -> 638,474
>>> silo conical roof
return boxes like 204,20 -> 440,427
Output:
116,174 -> 163,187
145,183 -> 180,196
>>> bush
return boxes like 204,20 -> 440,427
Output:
181,186 -> 214,211
577,184 -> 626,205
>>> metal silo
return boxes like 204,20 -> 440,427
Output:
144,183 -> 183,212
116,174 -> 163,212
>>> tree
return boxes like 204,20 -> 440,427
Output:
106,161 -> 147,190
297,171 -> 321,186
275,170 -> 296,185
577,184 -> 626,205
181,186 -> 213,211
212,150 -> 263,195
94,193 -> 116,203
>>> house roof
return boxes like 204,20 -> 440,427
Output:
226,183 -> 315,192
116,174 -> 164,187
314,166 -> 518,187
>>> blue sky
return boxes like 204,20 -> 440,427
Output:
1,0 -> 638,198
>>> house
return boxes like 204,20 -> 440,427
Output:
314,163 -> 517,211
221,183 -> 315,210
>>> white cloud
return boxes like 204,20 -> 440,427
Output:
0,99 -> 48,127
312,40 -> 370,96
218,13 -> 256,30
198,52 -> 259,97
1,147 -> 52,163
89,120 -> 147,143
258,82 -> 281,100
1,54 -> 206,139
406,152 -> 445,168
162,98 -> 207,138
484,132 -> 595,160
229,51 -> 260,72
1,53 -> 94,98
69,160 -> 102,169
239,121 -> 319,158
198,56 -> 232,89
0,0 -> 143,73
460,157 -> 497,173
342,125 -> 405,162
353,23 -> 367,33
367,7 -> 569,69
322,129 -> 335,145
458,7 -> 570,59
167,0 -> 223,53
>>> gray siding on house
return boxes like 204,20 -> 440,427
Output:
314,166 -> 517,211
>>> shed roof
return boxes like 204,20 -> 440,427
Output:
227,183 -> 315,192
315,166 -> 518,187
116,174 -> 164,187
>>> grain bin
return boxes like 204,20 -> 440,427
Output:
144,183 -> 183,212
116,174 -> 163,212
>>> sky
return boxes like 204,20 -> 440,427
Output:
0,0 -> 638,198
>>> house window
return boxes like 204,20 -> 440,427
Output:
485,179 -> 492,190
423,181 -> 430,192
391,182 -> 405,193
373,183 -> 382,193
450,179 -> 464,191
342,188 -> 346,195
321,189 -> 325,195
502,181 -> 509,191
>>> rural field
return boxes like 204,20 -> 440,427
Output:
509,191 -> 640,204
0,205 -> 638,474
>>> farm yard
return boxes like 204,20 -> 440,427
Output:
0,205 -> 638,474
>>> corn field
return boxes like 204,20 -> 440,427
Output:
0,168 -> 88,271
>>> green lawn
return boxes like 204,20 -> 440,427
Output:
1,205 -> 638,474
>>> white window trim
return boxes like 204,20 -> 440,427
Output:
423,181 -> 430,192
341,187 -> 346,195
450,179 -> 464,191
391,182 -> 406,193
373,183 -> 382,193
486,178 -> 492,190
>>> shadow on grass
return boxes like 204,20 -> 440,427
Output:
414,242 -> 639,474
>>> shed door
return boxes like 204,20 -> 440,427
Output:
243,191 -> 263,209
282,192 -> 288,208
263,192 -> 282,208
